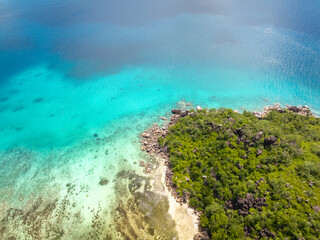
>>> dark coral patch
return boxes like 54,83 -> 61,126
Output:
0,96 -> 9,102
32,97 -> 45,103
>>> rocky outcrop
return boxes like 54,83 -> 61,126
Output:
256,149 -> 263,156
207,122 -> 222,130
228,117 -> 236,123
264,136 -> 278,147
286,105 -> 311,115
139,109 -> 196,208
140,123 -> 167,156
139,110 -> 190,191
313,205 -> 320,213
234,128 -> 245,136
225,193 -> 267,216
253,104 -> 313,118
196,106 -> 202,111
171,109 -> 182,115
139,160 -> 154,174
193,232 -> 210,240
253,131 -> 264,141
259,229 -> 276,238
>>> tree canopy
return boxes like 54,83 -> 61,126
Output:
160,108 -> 320,239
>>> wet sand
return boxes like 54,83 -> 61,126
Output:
152,160 -> 199,240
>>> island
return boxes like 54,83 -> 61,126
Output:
141,104 -> 320,239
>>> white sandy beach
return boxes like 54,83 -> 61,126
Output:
152,160 -> 199,240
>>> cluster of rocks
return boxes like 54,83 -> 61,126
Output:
193,232 -> 210,240
244,226 -> 276,239
140,124 -> 167,156
138,160 -> 153,174
225,193 -> 268,216
258,229 -> 277,239
244,225 -> 276,238
139,109 -> 199,203
233,128 -> 275,156
252,103 -> 312,118
286,105 -> 311,115
233,124 -> 280,157
234,128 -> 255,147
313,205 -> 320,213
263,136 -> 278,146
140,108 -> 191,158
226,192 -> 273,238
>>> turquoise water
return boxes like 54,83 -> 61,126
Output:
1,1 -> 320,239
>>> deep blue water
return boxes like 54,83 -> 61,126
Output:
0,0 -> 320,238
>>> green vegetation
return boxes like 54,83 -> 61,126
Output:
160,108 -> 320,239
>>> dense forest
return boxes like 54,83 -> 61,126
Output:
159,108 -> 320,239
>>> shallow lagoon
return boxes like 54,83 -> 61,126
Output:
0,0 -> 320,239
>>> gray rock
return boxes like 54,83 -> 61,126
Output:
253,131 -> 264,141
313,205 -> 320,213
228,117 -> 235,123
264,136 -> 277,146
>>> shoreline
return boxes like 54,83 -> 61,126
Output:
139,103 -> 315,239
155,160 -> 199,240
139,108 -> 207,240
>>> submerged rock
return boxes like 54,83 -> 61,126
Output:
32,97 -> 45,103
181,110 -> 189,117
142,132 -> 151,138
99,178 -> 109,186
171,109 -> 181,115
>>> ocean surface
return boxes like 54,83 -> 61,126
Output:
0,0 -> 320,239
